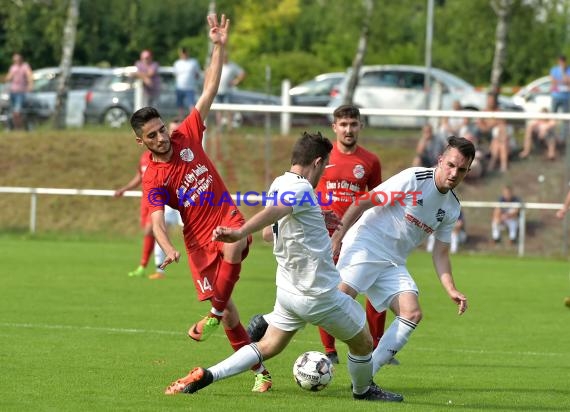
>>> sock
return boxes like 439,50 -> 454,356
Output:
154,241 -> 166,271
450,231 -> 458,253
372,316 -> 416,375
492,222 -> 500,240
209,343 -> 263,382
224,323 -> 251,352
347,352 -> 373,395
211,261 -> 241,313
319,327 -> 336,353
140,234 -> 154,267
365,299 -> 386,349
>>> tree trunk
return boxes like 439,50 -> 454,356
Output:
343,0 -> 373,105
53,0 -> 80,129
490,0 -> 513,99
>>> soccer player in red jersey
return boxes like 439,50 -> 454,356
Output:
129,13 -> 271,392
315,105 -> 389,364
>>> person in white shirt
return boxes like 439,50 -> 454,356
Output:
331,136 -> 473,377
164,131 -> 403,402
215,51 -> 245,129
173,47 -> 202,118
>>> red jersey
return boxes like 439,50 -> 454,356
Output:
142,109 -> 240,251
139,151 -> 151,177
316,143 -> 382,218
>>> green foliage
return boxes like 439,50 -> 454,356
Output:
2,0 -> 570,89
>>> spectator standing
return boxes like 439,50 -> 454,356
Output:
491,185 -> 521,245
173,47 -> 202,118
550,55 -> 570,141
5,53 -> 33,130
215,51 -> 245,129
135,49 -> 161,107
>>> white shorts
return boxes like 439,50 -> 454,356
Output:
265,287 -> 366,341
337,259 -> 418,312
164,206 -> 183,226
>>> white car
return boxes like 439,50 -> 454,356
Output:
289,72 -> 345,106
328,64 -> 522,128
512,76 -> 552,113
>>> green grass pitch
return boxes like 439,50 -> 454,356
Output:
1,233 -> 569,411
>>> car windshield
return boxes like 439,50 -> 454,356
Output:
93,74 -> 134,92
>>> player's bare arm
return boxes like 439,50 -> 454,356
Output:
150,210 -> 180,269
330,193 -> 376,256
114,173 -> 142,197
432,239 -> 468,315
213,204 -> 292,243
195,13 -> 229,120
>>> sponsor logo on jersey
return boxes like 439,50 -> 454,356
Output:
436,208 -> 446,222
353,164 -> 365,179
180,148 -> 194,162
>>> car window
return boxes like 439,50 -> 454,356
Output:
360,71 -> 398,87
32,72 -> 58,92
159,72 -> 176,92
400,72 -> 425,89
70,73 -> 105,90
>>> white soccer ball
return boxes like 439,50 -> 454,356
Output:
292,351 -> 334,391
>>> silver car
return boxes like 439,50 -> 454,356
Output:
84,66 -> 281,128
328,64 -> 522,128
512,76 -> 551,113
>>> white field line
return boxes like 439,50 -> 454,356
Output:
1,322 -> 567,358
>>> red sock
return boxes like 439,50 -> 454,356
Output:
140,234 -> 154,267
366,298 -> 387,349
211,260 -> 241,313
224,323 -> 251,351
318,327 -> 336,353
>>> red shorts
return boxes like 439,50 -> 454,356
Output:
186,210 -> 252,301
140,202 -> 151,227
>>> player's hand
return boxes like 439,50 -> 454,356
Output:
449,290 -> 468,315
330,231 -> 342,259
114,189 -> 124,197
207,13 -> 229,46
212,226 -> 241,243
322,210 -> 342,232
556,208 -> 567,219
159,249 -> 180,269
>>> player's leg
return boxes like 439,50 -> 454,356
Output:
318,289 -> 402,402
166,325 -> 295,395
365,298 -> 387,349
371,292 -> 419,375
129,214 -> 154,277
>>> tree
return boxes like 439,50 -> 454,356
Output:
343,0 -> 374,105
489,0 -> 514,97
53,0 -> 79,129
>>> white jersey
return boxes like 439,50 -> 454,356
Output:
341,167 -> 461,265
267,172 -> 339,296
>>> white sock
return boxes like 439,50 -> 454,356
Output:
347,352 -> 373,395
154,242 -> 166,272
209,343 -> 263,382
372,316 -> 416,375
492,222 -> 500,240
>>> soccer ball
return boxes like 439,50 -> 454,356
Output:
292,351 -> 334,391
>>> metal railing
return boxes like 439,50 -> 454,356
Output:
0,186 -> 564,257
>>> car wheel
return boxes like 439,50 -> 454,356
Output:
103,107 -> 129,128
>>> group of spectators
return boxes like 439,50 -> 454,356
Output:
3,47 -> 245,131
133,47 -> 245,129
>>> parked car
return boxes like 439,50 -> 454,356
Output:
23,66 -> 112,127
512,76 -> 551,113
84,66 -> 281,128
328,64 -> 523,128
289,72 -> 345,106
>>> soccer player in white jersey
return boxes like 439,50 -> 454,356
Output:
331,136 -> 474,378
164,132 -> 403,402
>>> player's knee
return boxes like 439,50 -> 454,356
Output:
346,328 -> 373,356
400,309 -> 422,324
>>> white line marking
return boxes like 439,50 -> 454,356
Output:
1,322 -> 567,358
